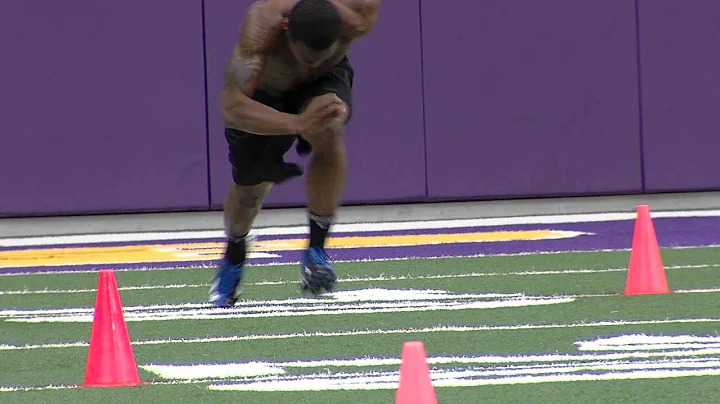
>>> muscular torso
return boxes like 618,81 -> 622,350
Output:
223,0 -> 378,101
255,38 -> 352,97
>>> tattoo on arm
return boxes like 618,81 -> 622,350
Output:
223,50 -> 263,93
222,2 -> 281,93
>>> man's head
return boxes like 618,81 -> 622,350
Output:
287,0 -> 342,67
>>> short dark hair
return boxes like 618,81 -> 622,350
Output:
288,0 -> 342,50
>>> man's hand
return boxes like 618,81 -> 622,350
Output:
295,94 -> 347,136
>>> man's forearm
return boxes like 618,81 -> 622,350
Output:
222,95 -> 299,136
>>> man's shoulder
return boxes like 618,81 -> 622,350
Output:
249,0 -> 298,15
335,0 -> 382,14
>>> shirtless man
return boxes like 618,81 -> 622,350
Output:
209,0 -> 382,307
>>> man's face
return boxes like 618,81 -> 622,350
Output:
287,39 -> 339,68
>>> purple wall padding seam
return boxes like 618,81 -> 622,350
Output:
634,0 -> 647,192
636,0 -> 720,191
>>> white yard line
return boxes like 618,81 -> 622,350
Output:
6,364 -> 720,393
164,350 -> 720,372
3,317 -> 720,351
576,334 -> 720,351
208,367 -> 720,392
1,263 -> 717,295
149,348 -> 720,390
3,246 -> 720,277
3,297 -> 575,323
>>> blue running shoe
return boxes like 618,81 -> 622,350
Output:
209,258 -> 244,307
300,247 -> 338,295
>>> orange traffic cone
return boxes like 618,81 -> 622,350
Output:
396,341 -> 437,404
625,205 -> 670,295
84,270 -> 141,387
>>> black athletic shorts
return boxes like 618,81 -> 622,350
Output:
225,56 -> 354,186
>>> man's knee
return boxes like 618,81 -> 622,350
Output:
306,115 -> 346,152
233,183 -> 272,210
303,95 -> 348,138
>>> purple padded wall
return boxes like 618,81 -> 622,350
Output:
638,0 -> 720,191
205,1 -> 426,209
421,0 -> 643,200
0,1 -> 208,216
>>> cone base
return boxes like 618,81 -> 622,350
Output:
625,290 -> 670,296
625,284 -> 670,296
624,205 -> 669,296
84,380 -> 142,388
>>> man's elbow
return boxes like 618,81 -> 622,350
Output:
220,90 -> 248,127
354,1 -> 381,35
221,105 -> 249,131
220,101 -> 243,130
353,14 -> 379,38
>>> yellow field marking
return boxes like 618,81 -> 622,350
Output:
0,230 -> 576,268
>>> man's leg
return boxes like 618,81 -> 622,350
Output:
210,182 -> 272,307
223,182 -> 273,264
299,115 -> 348,294
287,57 -> 354,294
211,126 -> 296,307
306,118 -> 347,237
224,182 -> 273,239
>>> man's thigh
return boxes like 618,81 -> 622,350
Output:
224,86 -> 310,185
225,128 -> 297,185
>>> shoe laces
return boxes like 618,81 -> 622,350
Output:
307,247 -> 330,266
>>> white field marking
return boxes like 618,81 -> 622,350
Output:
4,317 -> 720,351
6,336 -> 720,392
0,283 -> 199,295
209,367 -> 720,392
4,208 -> 720,248
143,348 -> 720,377
153,357 -> 720,382
0,378 -> 256,393
582,343 -> 720,351
5,365 -> 720,393
0,289 -> 524,317
3,297 -> 575,323
576,334 -> 720,352
0,385 -> 79,392
4,246 -> 720,277
141,362 -> 285,380
204,355 -> 720,391
2,263 -> 718,295
0,379 -> 217,393
5,277 -> 720,321
675,287 -> 720,293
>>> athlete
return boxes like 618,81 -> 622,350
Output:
209,0 -> 382,307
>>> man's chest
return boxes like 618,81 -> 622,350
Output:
257,51 -> 310,94
256,43 -> 350,96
